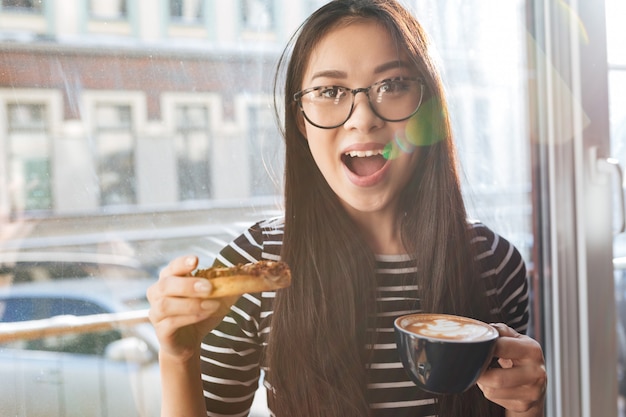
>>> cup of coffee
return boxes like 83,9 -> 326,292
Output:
394,313 -> 499,394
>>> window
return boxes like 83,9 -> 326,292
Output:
241,0 -> 274,32
247,104 -> 283,197
170,0 -> 202,23
607,0 -> 626,410
607,0 -> 626,173
1,0 -> 42,13
411,0 -> 532,260
6,103 -> 52,212
174,104 -> 212,201
93,104 -> 136,207
2,0 -> 619,415
89,0 -> 127,19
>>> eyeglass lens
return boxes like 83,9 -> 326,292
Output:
297,78 -> 423,129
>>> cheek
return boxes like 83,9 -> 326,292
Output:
304,129 -> 335,169
395,148 -> 422,182
306,136 -> 326,165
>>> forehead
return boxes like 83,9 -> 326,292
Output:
302,19 -> 410,85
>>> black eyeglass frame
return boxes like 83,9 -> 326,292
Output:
293,76 -> 425,129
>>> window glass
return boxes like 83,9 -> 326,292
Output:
7,103 -> 52,212
0,1 -> 543,416
607,0 -> 626,412
94,104 -> 136,206
89,0 -> 127,19
1,0 -> 42,13
306,0 -> 328,14
0,5 -> 531,309
175,104 -> 212,200
242,0 -> 274,32
409,0 -> 532,261
248,105 -> 283,197
170,0 -> 202,23
0,297 -> 122,355
0,297 -> 107,322
606,0 -> 626,67
609,71 -> 626,198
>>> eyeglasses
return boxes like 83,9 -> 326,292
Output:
293,76 -> 424,129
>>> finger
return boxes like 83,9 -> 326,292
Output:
479,364 -> 541,390
478,360 -> 547,411
477,380 -> 546,413
147,278 -> 210,309
490,322 -> 521,338
150,295 -> 222,320
477,394 -> 542,415
157,274 -> 214,298
490,324 -> 544,363
478,381 -> 545,404
159,255 -> 198,278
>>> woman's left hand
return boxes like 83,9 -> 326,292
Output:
477,323 -> 547,417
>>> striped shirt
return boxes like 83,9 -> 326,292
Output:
200,217 -> 529,416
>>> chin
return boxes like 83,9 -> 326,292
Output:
340,197 -> 390,216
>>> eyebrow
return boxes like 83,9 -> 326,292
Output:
308,60 -> 412,83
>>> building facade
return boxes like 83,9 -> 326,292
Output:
0,0 -> 532,265
0,1 -> 325,217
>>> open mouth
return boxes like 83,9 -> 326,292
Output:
342,149 -> 387,177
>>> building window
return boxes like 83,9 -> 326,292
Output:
6,103 -> 52,212
170,0 -> 202,23
93,104 -> 136,206
241,0 -> 274,32
89,0 -> 127,19
174,104 -> 211,201
247,105 -> 283,197
1,0 -> 42,13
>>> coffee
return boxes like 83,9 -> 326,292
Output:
394,313 -> 499,394
398,314 -> 497,342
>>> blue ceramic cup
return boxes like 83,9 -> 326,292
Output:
394,313 -> 499,394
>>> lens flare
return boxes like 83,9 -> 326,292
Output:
405,97 -> 446,148
557,0 -> 589,45
383,134 -> 411,160
383,97 -> 447,160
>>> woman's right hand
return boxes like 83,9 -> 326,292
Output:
147,255 -> 238,361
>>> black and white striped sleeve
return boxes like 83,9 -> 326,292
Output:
200,223 -> 266,416
471,222 -> 530,334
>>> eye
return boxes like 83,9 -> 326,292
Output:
377,78 -> 412,95
316,86 -> 347,100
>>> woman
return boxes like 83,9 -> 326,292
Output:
147,1 -> 547,416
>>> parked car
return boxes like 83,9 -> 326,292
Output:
0,278 -> 161,417
0,251 -> 155,284
0,276 -> 270,417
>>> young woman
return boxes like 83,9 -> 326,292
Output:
147,1 -> 547,416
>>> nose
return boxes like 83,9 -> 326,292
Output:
343,90 -> 383,132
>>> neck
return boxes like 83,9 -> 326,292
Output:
347,209 -> 406,255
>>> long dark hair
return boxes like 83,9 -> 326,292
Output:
268,1 -> 503,416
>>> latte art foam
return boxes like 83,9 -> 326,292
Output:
404,317 -> 495,341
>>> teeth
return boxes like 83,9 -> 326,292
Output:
345,149 -> 383,158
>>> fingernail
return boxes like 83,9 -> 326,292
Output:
194,280 -> 211,293
185,256 -> 196,267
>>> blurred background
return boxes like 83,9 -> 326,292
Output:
0,0 -> 623,416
